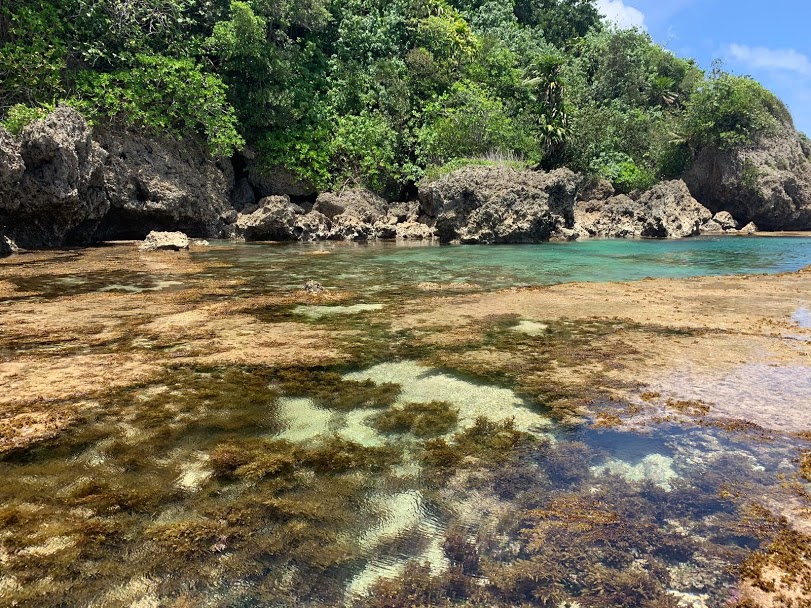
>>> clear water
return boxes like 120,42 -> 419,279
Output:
190,236 -> 811,296
1,237 -> 810,607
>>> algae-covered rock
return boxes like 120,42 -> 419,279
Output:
418,165 -> 580,243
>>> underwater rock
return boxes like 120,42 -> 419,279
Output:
418,165 -> 579,243
139,230 -> 190,251
576,180 -> 713,239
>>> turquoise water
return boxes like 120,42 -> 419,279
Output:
196,236 -> 811,296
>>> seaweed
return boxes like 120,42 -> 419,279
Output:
372,400 -> 459,437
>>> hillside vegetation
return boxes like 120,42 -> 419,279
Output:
0,0 -> 794,197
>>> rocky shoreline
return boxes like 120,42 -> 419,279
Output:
2,106 -> 811,255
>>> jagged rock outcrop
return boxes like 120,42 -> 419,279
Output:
93,129 -> 234,240
0,107 -> 108,248
139,230 -> 191,251
234,195 -> 332,241
578,179 -> 615,202
312,189 -> 389,241
684,123 -> 811,230
576,180 -> 713,239
700,211 -> 740,234
418,166 -> 579,243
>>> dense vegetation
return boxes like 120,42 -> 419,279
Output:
0,0 -> 793,196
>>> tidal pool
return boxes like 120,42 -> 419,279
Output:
1,238 -> 810,607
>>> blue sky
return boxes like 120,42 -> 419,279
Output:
595,0 -> 811,134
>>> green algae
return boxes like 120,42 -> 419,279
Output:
272,367 -> 401,411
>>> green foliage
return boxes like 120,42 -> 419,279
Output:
684,71 -> 788,150
0,0 -> 796,192
1,104 -> 52,135
418,80 -> 538,166
72,54 -> 243,157
589,151 -> 656,193
329,111 -> 409,192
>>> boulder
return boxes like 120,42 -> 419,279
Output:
699,220 -> 724,234
418,165 -> 580,244
235,196 -> 303,241
394,221 -> 436,240
0,106 -> 108,248
576,180 -> 713,239
713,211 -> 739,230
683,122 -> 811,230
740,221 -> 759,234
314,189 -> 388,222
234,196 -> 332,241
303,280 -> 325,294
139,230 -> 190,251
92,128 -> 234,240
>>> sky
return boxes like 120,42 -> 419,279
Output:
595,0 -> 811,134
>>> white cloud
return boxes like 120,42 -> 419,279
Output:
727,44 -> 811,77
596,0 -> 646,30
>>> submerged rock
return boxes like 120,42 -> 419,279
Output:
576,180 -> 713,239
684,121 -> 811,230
0,106 -> 108,248
418,165 -> 579,243
139,230 -> 190,251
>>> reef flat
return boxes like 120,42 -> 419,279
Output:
0,241 -> 809,607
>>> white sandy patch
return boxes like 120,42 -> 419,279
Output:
275,397 -> 334,442
293,303 -> 384,319
510,320 -> 549,336
344,361 -> 551,434
592,453 -> 679,491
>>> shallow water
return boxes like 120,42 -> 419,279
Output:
1,238 -> 811,607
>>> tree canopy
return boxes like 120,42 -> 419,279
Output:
0,0 -> 793,196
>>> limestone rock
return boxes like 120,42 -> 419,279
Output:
684,122 -> 811,230
235,196 -> 303,241
0,106 -> 108,248
578,178 -> 615,202
314,189 -> 388,223
418,165 -> 579,244
303,280 -> 325,294
740,221 -> 759,234
576,180 -> 712,239
699,220 -> 724,234
139,230 -> 190,251
713,211 -> 739,230
0,126 -> 24,211
93,128 -> 234,240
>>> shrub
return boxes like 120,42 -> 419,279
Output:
589,151 -> 656,193
1,104 -> 52,135
684,72 -> 788,150
72,54 -> 243,157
